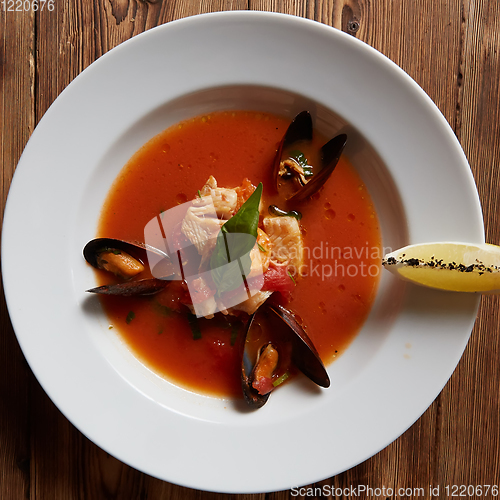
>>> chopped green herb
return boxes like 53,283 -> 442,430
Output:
126,311 -> 135,324
272,371 -> 290,387
154,301 -> 174,317
197,189 -> 202,199
288,150 -> 313,178
100,246 -> 122,255
269,205 -> 287,217
288,271 -> 296,285
230,325 -> 239,346
288,210 -> 303,220
257,243 -> 267,253
187,313 -> 202,340
289,150 -> 308,168
268,205 -> 302,220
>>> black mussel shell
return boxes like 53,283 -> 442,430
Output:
241,303 -> 330,409
272,111 -> 313,192
241,311 -> 272,409
84,238 -> 148,269
84,238 -> 176,296
288,133 -> 347,203
268,303 -> 330,388
86,277 -> 173,296
83,237 -> 174,277
272,110 -> 347,202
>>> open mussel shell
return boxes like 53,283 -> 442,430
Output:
272,110 -> 348,202
268,303 -> 330,388
83,238 -> 164,268
241,312 -> 272,409
288,133 -> 347,202
86,277 -> 173,296
272,111 -> 313,191
241,302 -> 330,409
83,237 -> 176,278
84,238 -> 176,296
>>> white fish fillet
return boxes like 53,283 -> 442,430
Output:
186,296 -> 217,319
263,216 -> 304,275
200,175 -> 237,219
181,197 -> 223,255
227,291 -> 273,315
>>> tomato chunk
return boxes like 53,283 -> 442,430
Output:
262,264 -> 295,294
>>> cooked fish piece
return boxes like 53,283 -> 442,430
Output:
247,228 -> 272,278
200,175 -> 217,192
200,175 -> 238,219
187,296 -> 217,319
181,197 -> 223,255
263,216 -> 304,276
185,276 -> 217,319
226,290 -> 273,315
235,178 -> 263,213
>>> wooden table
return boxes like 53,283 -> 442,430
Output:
1,1 -> 499,498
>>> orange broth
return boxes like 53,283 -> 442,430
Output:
96,111 -> 381,397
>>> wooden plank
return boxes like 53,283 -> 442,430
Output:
0,7 -> 35,500
439,0 -> 500,489
460,0 -> 500,244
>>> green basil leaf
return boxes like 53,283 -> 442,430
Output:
222,182 -> 262,237
210,183 -> 262,295
213,253 -> 252,296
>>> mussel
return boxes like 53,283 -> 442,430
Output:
86,278 -> 172,296
272,111 -> 347,202
83,237 -> 175,295
241,302 -> 330,409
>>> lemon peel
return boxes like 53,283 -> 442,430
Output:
382,242 -> 500,293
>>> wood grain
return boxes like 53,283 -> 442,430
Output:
1,0 -> 500,498
1,8 -> 35,500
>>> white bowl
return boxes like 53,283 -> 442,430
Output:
1,11 -> 482,493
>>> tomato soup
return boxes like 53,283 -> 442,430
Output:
95,111 -> 381,397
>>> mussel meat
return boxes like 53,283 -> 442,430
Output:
83,237 -> 175,296
241,302 -> 330,409
272,111 -> 347,202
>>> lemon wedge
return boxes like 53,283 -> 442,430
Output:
382,242 -> 500,292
